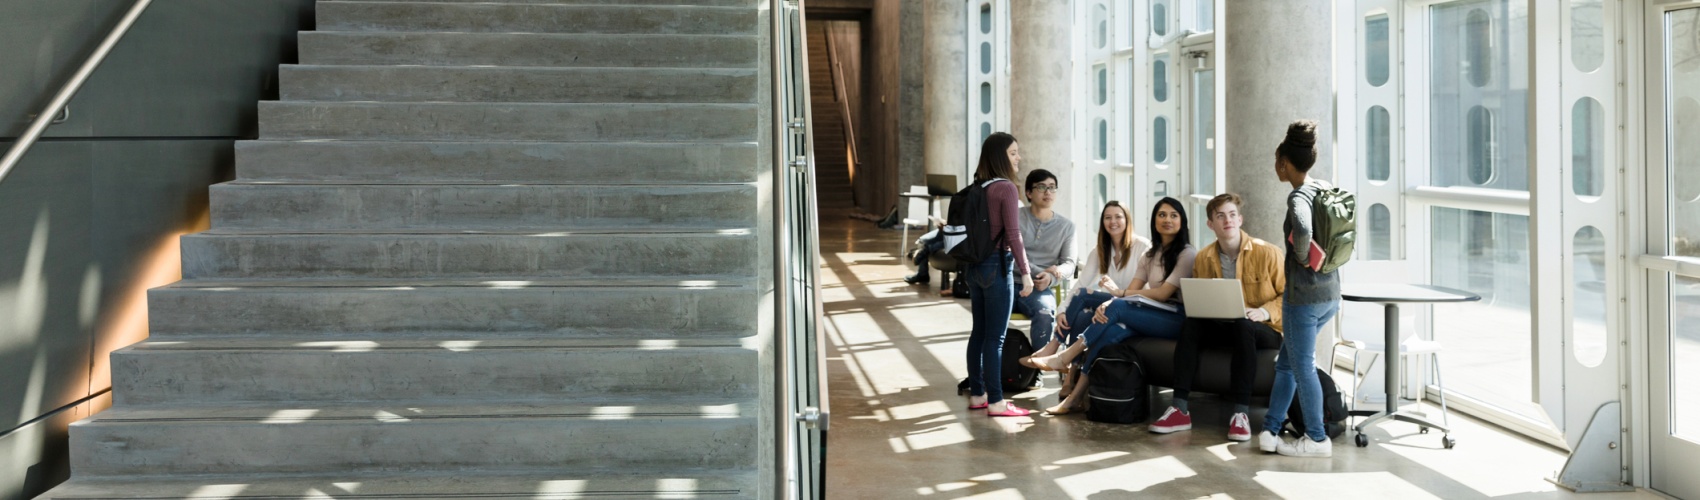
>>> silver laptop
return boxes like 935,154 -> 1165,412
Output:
1179,278 -> 1248,320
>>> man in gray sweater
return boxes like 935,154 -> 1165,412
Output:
1014,169 -> 1077,350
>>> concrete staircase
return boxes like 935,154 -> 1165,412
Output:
805,24 -> 855,213
40,0 -> 766,498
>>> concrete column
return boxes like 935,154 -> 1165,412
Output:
1010,0 -> 1073,219
1223,0 -> 1334,241
922,0 -> 967,185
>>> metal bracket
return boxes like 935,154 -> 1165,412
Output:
1548,401 -> 1634,493
796,407 -> 823,429
788,118 -> 807,133
27,107 -> 70,124
788,156 -> 809,170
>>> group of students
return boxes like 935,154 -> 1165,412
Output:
931,120 -> 1344,458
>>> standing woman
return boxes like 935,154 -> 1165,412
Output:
964,132 -> 1036,417
1259,119 -> 1342,457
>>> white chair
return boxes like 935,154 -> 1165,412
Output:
1332,328 -> 1451,438
898,185 -> 935,265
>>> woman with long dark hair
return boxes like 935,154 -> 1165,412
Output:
963,132 -> 1036,417
1259,119 -> 1342,457
1029,197 -> 1196,414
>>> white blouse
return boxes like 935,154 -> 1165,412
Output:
1076,235 -> 1152,295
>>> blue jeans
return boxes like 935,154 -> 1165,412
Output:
1013,286 -> 1058,348
1059,290 -> 1115,344
1263,299 -> 1340,441
1078,299 -> 1185,368
965,251 -> 1015,403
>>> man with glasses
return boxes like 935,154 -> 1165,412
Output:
1149,193 -> 1285,442
1014,169 -> 1077,351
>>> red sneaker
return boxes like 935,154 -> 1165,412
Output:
1227,412 -> 1253,441
1149,406 -> 1192,433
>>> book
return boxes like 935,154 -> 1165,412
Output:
1287,233 -> 1328,272
1126,295 -> 1179,313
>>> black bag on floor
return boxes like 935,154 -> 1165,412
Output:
1086,340 -> 1149,424
956,328 -> 1037,395
1283,368 -> 1348,438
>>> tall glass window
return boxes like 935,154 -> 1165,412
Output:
1194,69 -> 1215,195
981,42 -> 992,75
1154,54 -> 1170,102
1431,207 -> 1540,419
1369,203 -> 1392,260
1367,106 -> 1392,182
1572,226 -> 1608,367
1152,0 -> 1169,37
1196,0 -> 1214,32
1672,28 -> 1700,257
1153,116 -> 1169,164
1431,1 -> 1528,191
1367,13 -> 1391,87
1571,0 -> 1604,73
1573,97 -> 1605,198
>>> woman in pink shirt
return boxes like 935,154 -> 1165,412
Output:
964,132 -> 1036,417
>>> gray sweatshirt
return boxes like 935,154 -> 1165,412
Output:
1285,179 -> 1341,305
1018,208 -> 1077,281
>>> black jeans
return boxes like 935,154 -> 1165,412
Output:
1171,317 -> 1283,407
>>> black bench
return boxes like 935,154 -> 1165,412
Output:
1129,337 -> 1279,399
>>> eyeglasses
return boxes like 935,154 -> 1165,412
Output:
1031,185 -> 1058,193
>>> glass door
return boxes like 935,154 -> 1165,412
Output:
1180,41 -> 1216,247
1644,3 -> 1700,497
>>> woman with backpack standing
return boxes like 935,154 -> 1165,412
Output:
1259,119 -> 1343,458
963,132 -> 1036,417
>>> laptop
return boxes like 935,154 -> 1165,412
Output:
1179,278 -> 1248,320
926,174 -> 959,197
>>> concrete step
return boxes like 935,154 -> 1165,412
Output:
235,140 -> 758,184
258,102 -> 758,142
41,470 -> 757,499
209,182 -> 756,231
147,278 -> 757,338
319,2 -> 756,35
179,229 -> 756,280
279,65 -> 758,103
298,32 -> 757,68
110,339 -> 758,406
70,403 -> 754,477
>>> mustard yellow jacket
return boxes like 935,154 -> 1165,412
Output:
1192,230 -> 1286,333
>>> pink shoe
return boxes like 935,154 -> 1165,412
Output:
968,402 -> 988,410
1149,406 -> 1192,433
987,404 -> 1031,417
1227,412 -> 1253,441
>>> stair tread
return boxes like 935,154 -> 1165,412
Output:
161,276 -> 755,288
192,227 -> 754,236
43,470 -> 755,499
84,400 -> 749,424
122,337 -> 753,351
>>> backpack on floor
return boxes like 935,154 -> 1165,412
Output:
1283,368 -> 1349,439
956,328 -> 1038,395
1086,340 -> 1149,424
943,178 -> 1009,266
1309,181 -> 1357,274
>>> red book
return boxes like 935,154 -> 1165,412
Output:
1288,233 -> 1327,272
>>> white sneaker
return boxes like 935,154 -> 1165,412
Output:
1277,436 -> 1333,458
1257,430 -> 1282,453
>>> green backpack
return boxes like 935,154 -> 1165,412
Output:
1311,182 -> 1357,274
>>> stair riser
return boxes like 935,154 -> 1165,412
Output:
210,184 -> 756,231
149,286 -> 757,337
73,418 -> 755,476
258,102 -> 757,142
180,233 -> 756,279
333,0 -> 755,6
236,141 -> 759,184
318,3 -> 757,35
279,66 -> 758,103
298,32 -> 758,68
112,348 -> 758,405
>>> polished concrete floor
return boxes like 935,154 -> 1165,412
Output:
817,214 -> 1664,499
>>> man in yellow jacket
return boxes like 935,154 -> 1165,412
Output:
1148,193 -> 1286,441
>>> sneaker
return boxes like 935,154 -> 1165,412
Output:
1257,430 -> 1282,453
1276,436 -> 1333,458
1148,407 -> 1193,434
1227,413 -> 1252,442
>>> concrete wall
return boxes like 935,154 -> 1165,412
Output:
0,2 -> 315,497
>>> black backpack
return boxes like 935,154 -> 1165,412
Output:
956,328 -> 1038,395
1086,340 -> 1149,424
1283,368 -> 1349,438
944,178 -> 1009,266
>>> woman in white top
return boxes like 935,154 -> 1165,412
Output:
1029,197 -> 1196,414
1023,202 -> 1150,364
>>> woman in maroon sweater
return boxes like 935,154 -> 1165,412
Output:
964,132 -> 1036,417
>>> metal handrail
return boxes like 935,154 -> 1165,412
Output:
0,0 -> 154,185
825,32 -> 862,170
772,0 -> 826,497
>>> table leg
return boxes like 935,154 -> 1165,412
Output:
1384,303 -> 1399,415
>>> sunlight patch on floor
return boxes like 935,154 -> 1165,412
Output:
1378,407 -> 1569,497
1054,455 -> 1196,499
829,311 -> 892,345
1254,471 -> 1441,500
852,347 -> 929,395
